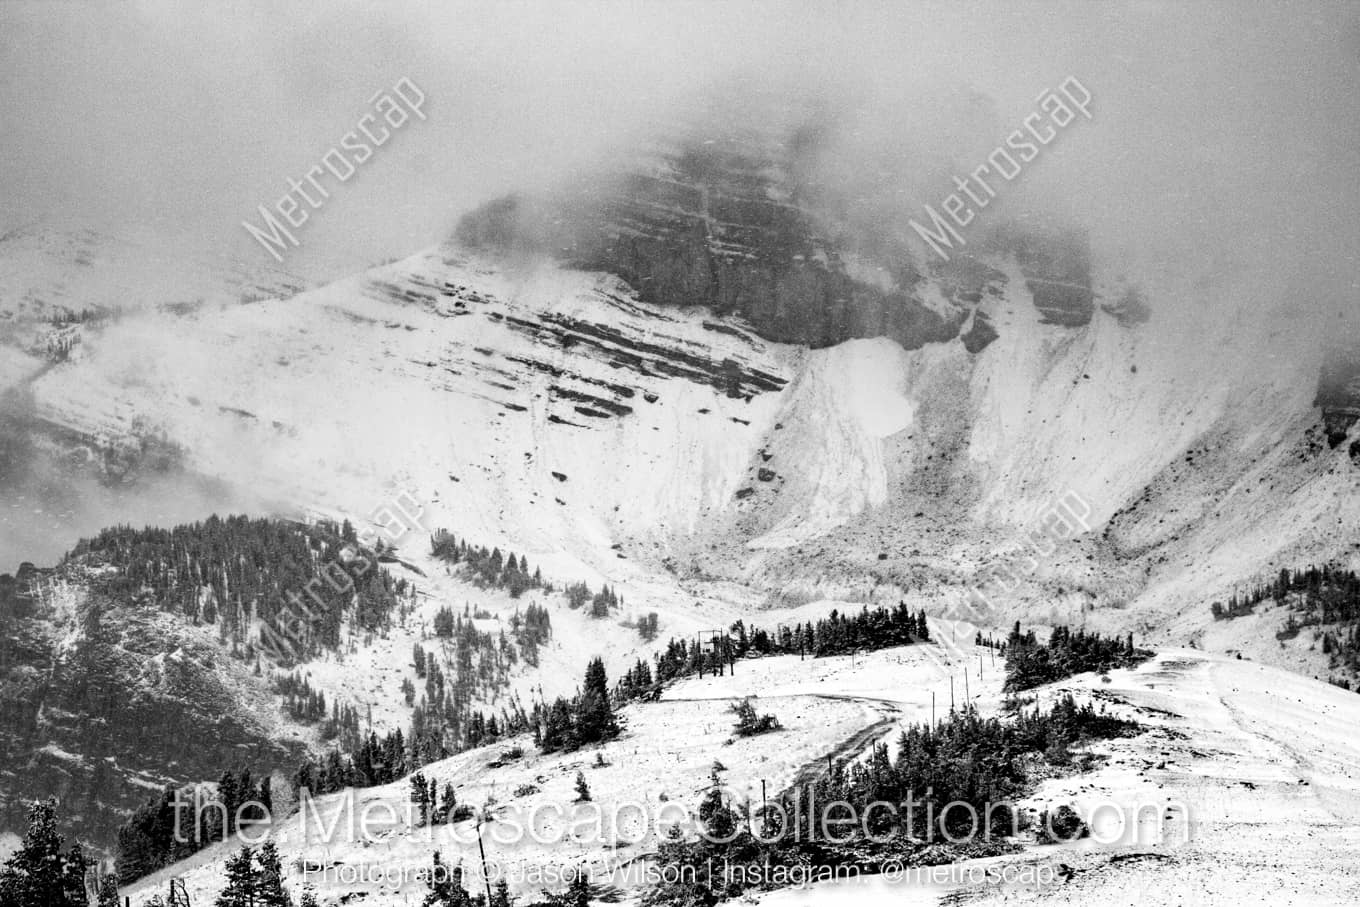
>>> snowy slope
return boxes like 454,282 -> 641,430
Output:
124,625 -> 1000,907
122,633 -> 1360,907
752,650 -> 1360,907
0,224 -> 305,324
12,231 -> 1357,675
23,249 -> 796,579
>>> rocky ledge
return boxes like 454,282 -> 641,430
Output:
455,124 -> 1098,352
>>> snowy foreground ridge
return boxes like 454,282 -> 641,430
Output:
122,622 -> 1360,907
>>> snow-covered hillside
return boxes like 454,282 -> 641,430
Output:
9,232 -> 1357,674
125,623 -> 1002,907
121,635 -> 1360,907
754,649 -> 1360,907
0,224 -> 305,324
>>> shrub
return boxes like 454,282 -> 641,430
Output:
730,698 -> 780,737
1034,805 -> 1089,843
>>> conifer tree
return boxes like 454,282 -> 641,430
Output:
218,770 -> 239,837
255,841 -> 292,906
422,851 -> 472,907
574,771 -> 591,803
639,828 -> 717,907
411,773 -> 432,826
565,865 -> 592,907
697,770 -> 737,843
435,783 -> 458,824
259,777 -> 273,818
540,698 -> 575,753
0,799 -> 89,907
575,657 -> 618,746
216,846 -> 259,907
238,769 -> 254,824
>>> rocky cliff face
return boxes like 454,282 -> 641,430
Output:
455,127 -> 1095,352
0,564 -> 301,855
1316,347 -> 1360,451
982,222 -> 1095,327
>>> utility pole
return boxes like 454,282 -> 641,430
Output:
931,690 -> 936,725
950,676 -> 955,711
476,814 -> 495,906
760,777 -> 772,869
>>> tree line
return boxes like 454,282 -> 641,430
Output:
1002,622 -> 1149,692
432,527 -> 630,620
116,766 -> 273,884
66,515 -> 410,664
1211,565 -> 1360,624
1212,565 -> 1360,684
623,604 -> 930,697
431,530 -> 550,599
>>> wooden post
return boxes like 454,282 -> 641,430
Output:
950,676 -> 955,711
476,816 -> 495,906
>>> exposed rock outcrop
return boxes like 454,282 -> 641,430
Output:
456,146 -> 964,351
960,310 -> 1000,353
1315,347 -> 1360,447
0,565 -> 301,855
455,126 -> 1101,351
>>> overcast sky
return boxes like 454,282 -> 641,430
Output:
0,0 -> 1356,306
2,0 -> 1357,569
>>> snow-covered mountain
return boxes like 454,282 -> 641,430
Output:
5,215 -> 1354,665
0,224 -> 309,567
1,124 -> 1358,901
